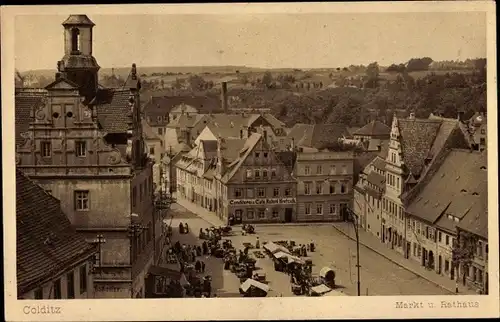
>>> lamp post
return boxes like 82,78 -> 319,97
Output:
344,206 -> 361,296
93,234 -> 106,273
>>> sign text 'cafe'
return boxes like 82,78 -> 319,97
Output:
228,198 -> 296,206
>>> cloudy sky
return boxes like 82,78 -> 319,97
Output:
14,11 -> 486,71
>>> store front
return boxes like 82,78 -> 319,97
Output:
228,197 -> 297,223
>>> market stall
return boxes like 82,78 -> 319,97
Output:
309,284 -> 331,297
239,278 -> 270,297
263,242 -> 290,255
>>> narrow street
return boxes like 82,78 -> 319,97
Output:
166,203 -> 451,297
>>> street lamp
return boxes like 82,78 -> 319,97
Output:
92,234 -> 106,272
343,206 -> 361,296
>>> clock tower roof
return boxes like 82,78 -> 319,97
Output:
62,15 -> 95,27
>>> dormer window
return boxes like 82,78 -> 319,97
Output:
71,28 -> 80,53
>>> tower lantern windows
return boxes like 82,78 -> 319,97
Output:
71,28 -> 81,53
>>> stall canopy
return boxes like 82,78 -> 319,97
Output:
319,267 -> 335,279
239,278 -> 270,293
286,254 -> 305,265
310,284 -> 332,295
324,290 -> 348,296
273,251 -> 290,259
263,242 -> 290,254
272,251 -> 304,264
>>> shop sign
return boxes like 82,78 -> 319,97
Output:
229,198 -> 296,206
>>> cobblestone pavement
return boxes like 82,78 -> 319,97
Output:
168,203 -> 451,297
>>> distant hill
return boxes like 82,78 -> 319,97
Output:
19,65 -> 271,80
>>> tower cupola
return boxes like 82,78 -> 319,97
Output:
59,15 -> 100,104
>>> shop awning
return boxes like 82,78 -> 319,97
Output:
287,255 -> 305,265
324,289 -> 347,296
239,278 -> 270,293
273,251 -> 290,259
263,242 -> 290,254
273,251 -> 304,264
310,284 -> 331,295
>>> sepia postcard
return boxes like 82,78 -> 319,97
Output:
2,2 -> 499,321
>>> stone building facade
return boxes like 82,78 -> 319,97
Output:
176,133 -> 296,224
352,112 -> 489,291
15,15 -> 163,298
294,149 -> 354,222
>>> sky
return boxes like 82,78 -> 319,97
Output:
14,12 -> 487,71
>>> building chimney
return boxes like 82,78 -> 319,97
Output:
186,127 -> 193,146
216,136 -> 226,174
221,82 -> 228,114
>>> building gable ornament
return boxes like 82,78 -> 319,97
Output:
34,102 -> 47,120
108,150 -> 122,165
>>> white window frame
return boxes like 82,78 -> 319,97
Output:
75,190 -> 90,211
41,141 -> 52,157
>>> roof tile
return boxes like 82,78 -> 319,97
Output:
398,119 -> 442,176
406,149 -> 487,230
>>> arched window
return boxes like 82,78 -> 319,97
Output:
71,28 -> 80,52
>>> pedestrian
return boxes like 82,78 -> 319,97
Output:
195,260 -> 201,273
185,223 -> 189,234
201,261 -> 206,273
179,222 -> 184,234
255,237 -> 260,249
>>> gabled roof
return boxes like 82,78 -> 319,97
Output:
353,120 -> 391,137
367,171 -> 385,190
457,201 -> 488,240
201,140 -> 218,153
44,77 -> 79,90
397,119 -> 442,176
406,149 -> 487,228
168,114 -> 205,129
426,116 -> 467,159
221,133 -> 261,183
371,156 -> 387,171
171,103 -> 199,114
16,170 -> 97,294
247,113 -> 285,129
287,123 -> 349,149
15,90 -> 48,146
141,119 -> 162,141
94,89 -> 133,133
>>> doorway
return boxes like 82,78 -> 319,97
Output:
285,208 -> 293,223
406,242 -> 411,259
428,251 -> 435,270
234,210 -> 242,224
438,255 -> 442,274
